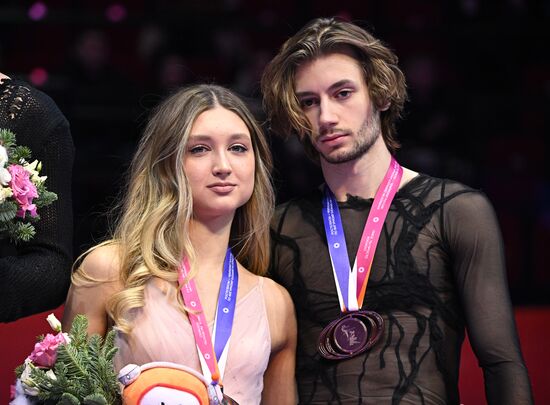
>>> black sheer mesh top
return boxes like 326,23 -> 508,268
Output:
0,77 -> 74,322
269,174 -> 532,404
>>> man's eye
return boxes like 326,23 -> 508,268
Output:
300,98 -> 318,108
337,90 -> 352,99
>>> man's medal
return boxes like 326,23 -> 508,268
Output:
318,157 -> 403,360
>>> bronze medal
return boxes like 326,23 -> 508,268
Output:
318,310 -> 384,360
319,160 -> 402,361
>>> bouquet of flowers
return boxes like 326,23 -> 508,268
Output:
11,314 -> 122,405
0,128 -> 57,242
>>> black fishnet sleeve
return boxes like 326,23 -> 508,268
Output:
443,189 -> 533,404
0,78 -> 75,322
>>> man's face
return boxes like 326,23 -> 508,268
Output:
294,51 -> 384,164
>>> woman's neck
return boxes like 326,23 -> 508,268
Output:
189,214 -> 233,276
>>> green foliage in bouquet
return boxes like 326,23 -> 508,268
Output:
0,200 -> 17,223
17,315 -> 122,404
0,128 -> 58,243
4,220 -> 36,242
0,128 -> 31,163
34,183 -> 58,208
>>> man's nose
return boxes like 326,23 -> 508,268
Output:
319,98 -> 338,131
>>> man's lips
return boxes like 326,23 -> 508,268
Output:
319,132 -> 349,144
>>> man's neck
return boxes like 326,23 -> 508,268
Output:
321,137 -> 393,201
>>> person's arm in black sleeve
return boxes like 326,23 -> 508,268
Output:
445,190 -> 533,404
0,78 -> 75,322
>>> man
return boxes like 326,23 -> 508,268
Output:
262,18 -> 532,404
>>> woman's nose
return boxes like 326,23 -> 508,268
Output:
212,151 -> 232,176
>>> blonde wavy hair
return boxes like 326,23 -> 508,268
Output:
261,17 -> 407,160
75,84 -> 274,332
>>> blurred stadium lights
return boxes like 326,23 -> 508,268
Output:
28,1 -> 47,21
29,67 -> 48,86
105,3 -> 127,23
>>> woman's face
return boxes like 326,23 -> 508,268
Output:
184,106 -> 255,221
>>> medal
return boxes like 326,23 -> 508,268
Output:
179,249 -> 240,404
207,384 -> 239,404
318,158 -> 402,360
221,394 -> 239,405
318,310 -> 384,360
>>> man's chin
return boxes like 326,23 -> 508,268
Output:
320,149 -> 362,164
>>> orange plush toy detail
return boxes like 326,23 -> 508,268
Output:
118,361 -> 210,405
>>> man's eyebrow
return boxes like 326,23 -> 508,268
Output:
327,79 -> 357,91
296,79 -> 357,97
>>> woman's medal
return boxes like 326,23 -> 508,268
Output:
318,158 -> 403,360
179,249 -> 240,404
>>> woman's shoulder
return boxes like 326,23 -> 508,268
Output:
258,275 -> 296,351
238,268 -> 293,310
260,276 -> 291,299
258,276 -> 294,321
77,242 -> 122,281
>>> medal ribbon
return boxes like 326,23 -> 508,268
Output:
178,248 -> 238,390
322,157 -> 403,312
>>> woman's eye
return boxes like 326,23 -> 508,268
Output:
189,145 -> 209,154
230,144 -> 248,153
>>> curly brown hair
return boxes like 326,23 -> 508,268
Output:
261,17 -> 407,159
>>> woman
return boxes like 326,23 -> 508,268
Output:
62,84 -> 296,404
0,72 -> 73,322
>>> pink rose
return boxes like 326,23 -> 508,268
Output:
27,332 -> 69,368
8,164 -> 38,218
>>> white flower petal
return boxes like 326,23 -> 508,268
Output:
0,168 -> 11,185
46,313 -> 62,332
0,145 -> 8,167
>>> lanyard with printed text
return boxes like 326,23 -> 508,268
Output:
178,248 -> 238,390
322,157 -> 403,312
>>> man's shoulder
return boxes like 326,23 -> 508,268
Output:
405,173 -> 482,204
410,174 -> 497,225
